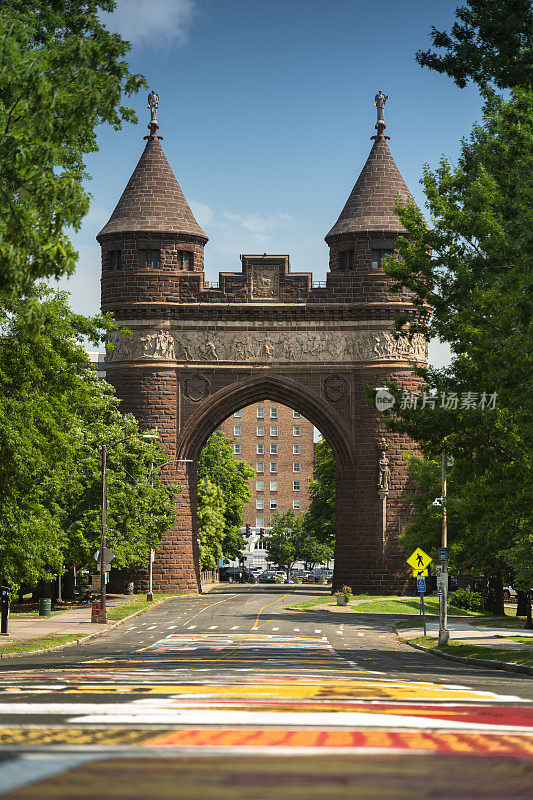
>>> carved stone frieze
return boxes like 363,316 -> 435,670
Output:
106,329 -> 428,365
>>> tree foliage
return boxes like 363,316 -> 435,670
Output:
196,478 -> 226,570
381,3 -> 533,602
0,287 -> 176,591
416,0 -> 532,90
0,1 -> 146,308
265,510 -> 333,574
197,431 -> 253,566
305,438 -> 336,546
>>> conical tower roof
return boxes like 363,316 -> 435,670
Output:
325,134 -> 413,241
98,134 -> 208,240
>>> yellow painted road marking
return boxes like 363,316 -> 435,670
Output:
251,595 -> 288,630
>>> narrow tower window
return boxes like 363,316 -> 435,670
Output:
177,251 -> 192,270
138,249 -> 161,269
371,249 -> 393,269
108,250 -> 122,270
339,250 -> 354,270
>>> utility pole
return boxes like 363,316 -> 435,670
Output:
438,450 -> 450,646
99,443 -> 108,623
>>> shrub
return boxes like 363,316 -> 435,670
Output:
450,586 -> 484,612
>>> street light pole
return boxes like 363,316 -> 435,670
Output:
438,450 -> 450,646
98,432 -> 158,624
99,443 -> 108,623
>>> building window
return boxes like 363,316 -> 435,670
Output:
138,249 -> 160,269
177,250 -> 193,270
293,444 -> 301,455
293,426 -> 301,436
256,517 -> 264,528
233,443 -> 241,454
270,499 -> 278,510
108,250 -> 122,270
256,534 -> 266,547
256,499 -> 264,510
257,407 -> 265,418
293,411 -> 301,418
270,443 -> 278,455
293,462 -> 301,472
270,480 -> 278,491
233,425 -> 241,436
257,425 -> 264,437
270,425 -> 278,437
293,480 -> 300,491
339,250 -> 354,270
270,407 -> 278,418
270,462 -> 278,473
233,410 -> 242,417
256,480 -> 264,491
293,499 -> 301,509
256,462 -> 264,473
371,249 -> 394,269
257,443 -> 264,455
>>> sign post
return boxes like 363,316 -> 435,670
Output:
417,576 -> 427,636
147,548 -> 155,602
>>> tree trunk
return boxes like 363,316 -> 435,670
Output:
517,591 -> 528,617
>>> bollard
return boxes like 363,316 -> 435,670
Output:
39,598 -> 51,617
91,601 -> 102,623
1,586 -> 10,635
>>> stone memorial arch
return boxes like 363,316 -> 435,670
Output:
97,94 -> 428,593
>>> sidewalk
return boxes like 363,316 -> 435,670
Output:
2,594 -> 136,644
398,620 -> 533,650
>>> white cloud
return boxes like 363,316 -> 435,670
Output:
190,200 -> 214,228
101,0 -> 197,48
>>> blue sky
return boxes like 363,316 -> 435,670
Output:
58,0 -> 484,366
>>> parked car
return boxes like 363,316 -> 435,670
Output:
503,586 -> 518,602
219,566 -> 253,582
258,571 -> 278,584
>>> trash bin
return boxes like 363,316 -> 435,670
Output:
39,598 -> 51,617
91,601 -> 101,623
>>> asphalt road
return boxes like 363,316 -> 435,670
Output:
0,584 -> 532,799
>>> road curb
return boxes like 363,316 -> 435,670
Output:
401,636 -> 533,676
0,593 -> 198,660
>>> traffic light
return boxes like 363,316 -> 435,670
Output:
259,528 -> 265,536
245,524 -> 251,536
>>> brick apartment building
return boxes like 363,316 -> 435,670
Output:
219,402 -> 314,535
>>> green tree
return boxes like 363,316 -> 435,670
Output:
0,1 -> 146,308
196,478 -> 226,570
380,4 -> 532,611
0,287 -> 175,592
305,438 -> 336,546
416,0 -> 532,90
197,431 -> 253,562
265,510 -> 332,576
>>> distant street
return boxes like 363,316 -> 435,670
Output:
0,585 -> 532,799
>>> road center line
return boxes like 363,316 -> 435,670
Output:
251,594 -> 289,630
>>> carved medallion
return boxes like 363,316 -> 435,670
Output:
184,374 -> 210,402
251,265 -> 279,299
323,375 -> 348,402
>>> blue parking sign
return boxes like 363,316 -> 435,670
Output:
417,577 -> 426,593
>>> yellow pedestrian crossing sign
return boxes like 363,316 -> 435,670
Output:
407,547 -> 432,572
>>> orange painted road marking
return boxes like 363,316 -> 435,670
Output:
151,728 -> 533,756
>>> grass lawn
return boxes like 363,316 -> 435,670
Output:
106,593 -> 189,622
0,633 -> 82,655
412,636 -> 533,667
287,594 -> 384,610
10,609 -> 68,619
356,597 -> 483,616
